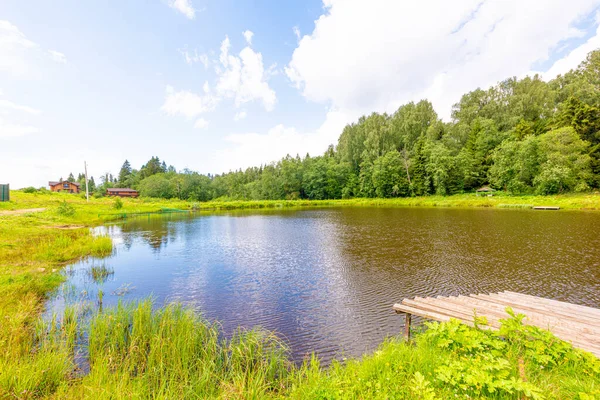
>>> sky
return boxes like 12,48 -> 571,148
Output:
1,0 -> 600,188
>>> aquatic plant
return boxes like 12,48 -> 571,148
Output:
87,264 -> 114,284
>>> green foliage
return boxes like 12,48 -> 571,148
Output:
372,150 -> 410,197
534,127 -> 591,194
113,197 -> 123,210
21,186 -> 38,193
56,200 -> 76,217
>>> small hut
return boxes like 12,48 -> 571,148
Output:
476,186 -> 496,197
0,184 -> 9,202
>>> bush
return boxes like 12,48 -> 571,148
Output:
113,197 -> 123,210
21,187 -> 37,193
56,201 -> 76,217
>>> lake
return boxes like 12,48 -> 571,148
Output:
47,207 -> 600,363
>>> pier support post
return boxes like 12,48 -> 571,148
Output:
404,313 -> 412,341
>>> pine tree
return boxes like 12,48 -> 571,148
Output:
118,160 -> 132,185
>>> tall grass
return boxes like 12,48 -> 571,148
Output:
56,300 -> 291,398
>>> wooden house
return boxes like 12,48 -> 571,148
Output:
49,181 -> 80,193
107,188 -> 139,198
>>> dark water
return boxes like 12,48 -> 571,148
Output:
47,207 -> 600,363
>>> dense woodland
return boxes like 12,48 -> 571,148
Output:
62,49 -> 600,201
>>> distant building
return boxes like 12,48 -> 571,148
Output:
0,184 -> 9,202
107,188 -> 139,198
49,181 -> 80,193
476,186 -> 496,196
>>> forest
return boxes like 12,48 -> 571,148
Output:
62,49 -> 600,201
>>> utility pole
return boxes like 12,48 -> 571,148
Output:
84,161 -> 89,202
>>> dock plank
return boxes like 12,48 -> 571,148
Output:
393,291 -> 600,358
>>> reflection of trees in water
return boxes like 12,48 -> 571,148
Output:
119,214 -> 194,251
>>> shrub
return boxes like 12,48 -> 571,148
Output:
113,197 -> 123,210
22,187 -> 37,193
56,201 -> 75,217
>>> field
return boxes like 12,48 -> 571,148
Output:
1,190 -> 599,399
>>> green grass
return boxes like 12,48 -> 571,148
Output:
87,264 -> 114,284
1,190 -> 600,399
3,190 -> 600,218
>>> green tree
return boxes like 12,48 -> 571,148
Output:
140,157 -> 166,179
138,173 -> 175,198
489,135 -> 539,193
534,127 -> 592,194
118,160 -> 132,186
372,151 -> 410,197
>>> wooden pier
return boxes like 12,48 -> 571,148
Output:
533,206 -> 560,210
393,291 -> 600,357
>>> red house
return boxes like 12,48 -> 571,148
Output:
107,188 -> 139,198
49,181 -> 80,193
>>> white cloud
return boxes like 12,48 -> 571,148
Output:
293,26 -> 301,40
286,0 -> 600,121
179,47 -> 208,68
215,34 -> 276,111
0,21 -> 67,77
194,118 -> 209,129
0,117 -> 38,138
168,0 -> 196,19
164,32 -> 275,127
0,98 -> 40,114
243,30 -> 254,45
161,85 -> 219,119
213,111 -> 349,172
535,16 -> 600,79
0,20 -> 38,76
234,110 -> 247,121
0,94 -> 41,138
48,50 -> 67,64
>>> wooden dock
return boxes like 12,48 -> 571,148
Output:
393,291 -> 600,357
533,206 -> 560,210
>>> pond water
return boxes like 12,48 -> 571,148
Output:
47,207 -> 600,363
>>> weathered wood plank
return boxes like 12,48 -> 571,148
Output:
403,298 -> 499,329
501,291 -> 600,320
392,303 -> 453,323
393,292 -> 600,358
471,294 -> 600,327
454,296 -> 600,336
425,296 -> 600,346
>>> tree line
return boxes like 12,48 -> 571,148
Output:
60,49 -> 600,200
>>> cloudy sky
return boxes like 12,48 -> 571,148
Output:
2,0 -> 600,188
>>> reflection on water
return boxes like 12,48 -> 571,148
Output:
47,208 -> 600,363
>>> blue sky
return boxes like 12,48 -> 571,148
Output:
2,0 -> 600,187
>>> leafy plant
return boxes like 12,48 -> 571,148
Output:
113,197 -> 123,210
56,201 -> 75,217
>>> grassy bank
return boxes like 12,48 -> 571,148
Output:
3,190 -> 600,216
1,190 -> 600,398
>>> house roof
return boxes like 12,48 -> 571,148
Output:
49,181 -> 80,187
476,186 -> 495,192
107,188 -> 138,192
